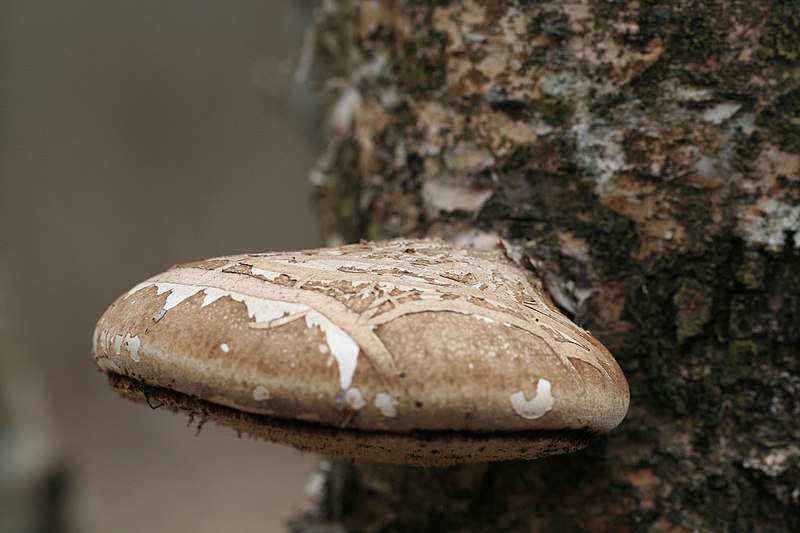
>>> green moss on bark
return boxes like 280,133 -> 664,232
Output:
760,0 -> 800,64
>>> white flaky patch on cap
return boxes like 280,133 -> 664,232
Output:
128,282 -> 361,390
113,334 -> 123,355
374,392 -> 398,417
252,385 -> 270,401
249,267 -> 284,281
200,285 -> 362,390
95,329 -> 110,355
510,379 -> 554,420
123,333 -> 141,362
159,284 -> 204,310
344,388 -> 366,410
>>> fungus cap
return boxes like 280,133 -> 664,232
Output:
93,239 -> 629,466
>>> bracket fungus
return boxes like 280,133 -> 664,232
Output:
92,239 -> 629,467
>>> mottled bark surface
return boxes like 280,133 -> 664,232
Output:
294,1 -> 799,531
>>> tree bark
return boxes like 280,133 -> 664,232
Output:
292,1 -> 800,531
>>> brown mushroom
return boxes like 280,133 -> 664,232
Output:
92,238 -> 629,467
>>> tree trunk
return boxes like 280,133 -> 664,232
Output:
292,1 -> 800,531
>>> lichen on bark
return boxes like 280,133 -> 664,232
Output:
296,1 -> 800,531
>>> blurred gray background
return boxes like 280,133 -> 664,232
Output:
1,1 -> 323,531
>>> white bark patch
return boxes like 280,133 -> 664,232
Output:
538,73 -> 591,99
742,446 -> 800,477
344,388 -> 366,410
703,102 -> 741,124
443,143 -> 496,173
571,121 -> 630,191
95,329 -> 107,355
532,121 -> 554,136
675,87 -> 713,102
452,229 -> 501,250
374,392 -> 398,417
123,334 -> 141,362
252,385 -> 270,401
331,87 -> 361,131
422,180 -> 493,215
694,156 -> 721,179
510,379 -> 554,420
740,200 -> 800,250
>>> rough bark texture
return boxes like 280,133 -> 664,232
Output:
293,1 -> 800,531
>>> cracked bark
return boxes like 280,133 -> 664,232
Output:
291,1 -> 800,531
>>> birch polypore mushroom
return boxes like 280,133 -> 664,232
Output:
92,239 -> 629,467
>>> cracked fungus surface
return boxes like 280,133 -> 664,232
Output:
93,239 -> 628,436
